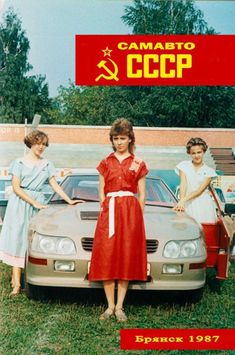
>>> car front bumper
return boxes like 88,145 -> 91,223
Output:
25,255 -> 206,291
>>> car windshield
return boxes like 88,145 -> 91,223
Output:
145,178 -> 176,206
50,175 -> 176,206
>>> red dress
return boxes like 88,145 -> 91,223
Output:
89,153 -> 148,281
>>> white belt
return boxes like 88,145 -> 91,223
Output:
106,191 -> 134,238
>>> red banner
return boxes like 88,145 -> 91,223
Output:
120,328 -> 235,350
75,35 -> 235,86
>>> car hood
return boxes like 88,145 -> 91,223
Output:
29,202 -> 202,240
145,205 -> 202,239
29,202 -> 100,236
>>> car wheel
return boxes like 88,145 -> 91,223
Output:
26,284 -> 49,301
183,288 -> 204,303
24,281 -> 49,301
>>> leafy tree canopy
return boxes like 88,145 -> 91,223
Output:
122,0 -> 215,34
46,0 -> 235,128
0,0 -> 235,127
0,8 -> 51,123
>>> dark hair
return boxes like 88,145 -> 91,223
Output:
186,137 -> 208,154
24,130 -> 49,148
109,118 -> 135,154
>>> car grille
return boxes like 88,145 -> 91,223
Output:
80,211 -> 99,220
147,239 -> 159,253
81,237 -> 158,253
81,237 -> 94,251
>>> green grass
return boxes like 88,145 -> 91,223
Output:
0,263 -> 234,355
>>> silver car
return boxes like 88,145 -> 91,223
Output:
24,170 -> 210,300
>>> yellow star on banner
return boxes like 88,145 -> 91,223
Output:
102,46 -> 112,57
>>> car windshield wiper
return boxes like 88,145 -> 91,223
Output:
49,197 -> 99,204
146,202 -> 174,208
71,197 -> 99,202
49,199 -> 67,204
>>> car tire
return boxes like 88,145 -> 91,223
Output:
25,282 -> 49,301
184,288 -> 204,303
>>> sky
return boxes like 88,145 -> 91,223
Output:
0,0 -> 235,97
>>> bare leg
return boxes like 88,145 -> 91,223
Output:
11,275 -> 14,287
115,280 -> 129,322
116,280 -> 128,310
10,267 -> 21,295
99,280 -> 115,320
103,280 -> 115,309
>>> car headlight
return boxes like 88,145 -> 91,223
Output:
163,238 -> 205,258
181,241 -> 197,257
32,233 -> 76,255
163,241 -> 180,258
57,238 -> 76,255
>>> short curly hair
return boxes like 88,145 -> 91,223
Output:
24,130 -> 49,148
186,137 -> 208,154
109,118 -> 135,154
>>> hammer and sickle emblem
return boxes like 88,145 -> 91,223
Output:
95,58 -> 119,82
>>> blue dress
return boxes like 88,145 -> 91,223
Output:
0,157 -> 56,267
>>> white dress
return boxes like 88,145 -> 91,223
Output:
175,161 -> 217,224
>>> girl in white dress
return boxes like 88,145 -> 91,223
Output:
174,137 -> 217,224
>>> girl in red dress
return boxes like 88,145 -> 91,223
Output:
89,118 -> 148,322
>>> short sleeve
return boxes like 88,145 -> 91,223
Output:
96,159 -> 107,176
175,161 -> 189,176
137,161 -> 149,180
9,159 -> 22,178
47,161 -> 56,179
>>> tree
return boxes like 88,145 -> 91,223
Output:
46,84 -> 140,125
120,0 -> 235,128
122,0 -> 215,34
0,8 -> 51,123
47,0 -> 235,128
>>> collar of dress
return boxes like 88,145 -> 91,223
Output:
17,157 -> 49,169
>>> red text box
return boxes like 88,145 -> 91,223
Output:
120,328 -> 235,350
75,35 -> 235,86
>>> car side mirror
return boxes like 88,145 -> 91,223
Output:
224,203 -> 235,215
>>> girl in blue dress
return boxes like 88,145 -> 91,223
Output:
0,130 -> 79,295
